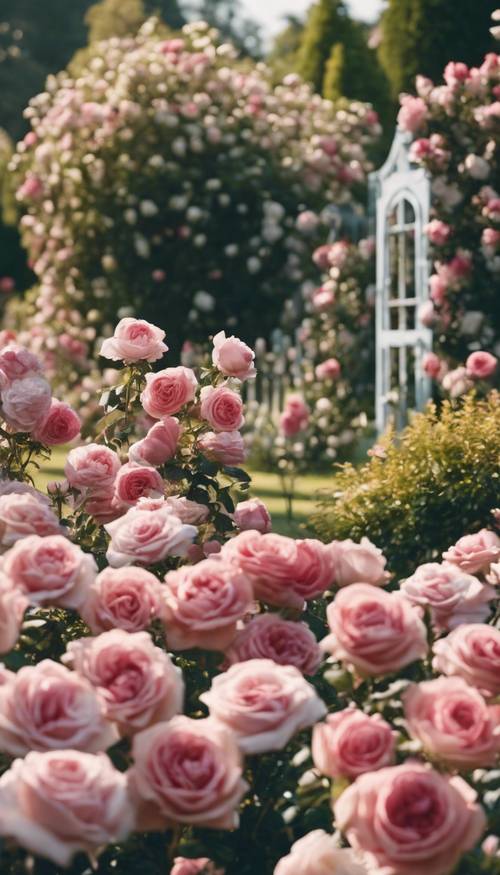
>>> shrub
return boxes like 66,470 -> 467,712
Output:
311,393 -> 500,578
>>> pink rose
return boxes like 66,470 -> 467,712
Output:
0,660 -> 117,755
172,860 -> 214,875
397,94 -> 428,132
334,762 -> 486,875
64,629 -> 184,735
165,496 -> 210,525
403,676 -> 500,769
312,245 -> 332,270
0,345 -> 41,384
443,529 -> 500,574
233,498 -> 271,533
466,351 -> 497,379
200,659 -> 326,754
433,623 -> 500,698
226,614 -> 322,675
1,374 -> 52,432
163,558 -> 254,650
222,531 -> 335,609
322,584 -> 428,676
419,300 -> 438,327
114,461 -> 164,507
141,367 -> 198,418
64,442 -> 121,491
105,504 -> 197,567
425,219 -> 452,246
0,572 -> 28,653
129,416 -> 180,466
100,317 -> 168,363
444,61 -> 469,85
274,830 -> 368,875
329,537 -> 390,587
442,365 -> 473,398
280,394 -> 309,437
200,385 -> 244,432
422,351 -> 445,379
0,750 -> 133,867
212,331 -> 256,381
130,716 -> 248,829
400,562 -> 495,630
315,358 -> 341,381
312,285 -> 335,311
429,273 -> 448,304
0,492 -> 63,548
2,534 -> 97,609
84,486 -> 123,525
80,566 -> 163,634
198,430 -> 246,465
31,399 -> 81,445
312,707 -> 396,779
16,174 -> 44,200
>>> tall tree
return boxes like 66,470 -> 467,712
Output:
379,0 -> 498,97
296,0 -> 349,93
267,15 -> 304,82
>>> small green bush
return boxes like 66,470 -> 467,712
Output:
311,393 -> 500,579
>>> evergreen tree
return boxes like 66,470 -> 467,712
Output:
267,15 -> 304,82
296,0 -> 349,93
379,0 -> 498,97
85,0 -> 149,42
322,41 -> 344,100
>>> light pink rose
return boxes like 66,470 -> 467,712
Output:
433,623 -> 500,698
165,496 -> 210,525
212,331 -> 256,381
141,367 -> 198,418
274,830 -> 368,875
329,537 -> 390,588
334,762 -> 486,875
16,174 -> 44,200
222,531 -> 335,609
2,534 -> 97,609
105,504 -> 197,567
80,566 -> 163,634
128,416 -> 180,466
0,492 -> 63,548
441,365 -> 473,398
233,498 -> 271,533
403,676 -> 500,769
443,529 -> 500,574
400,562 -> 495,630
163,558 -> 253,650
130,716 -> 248,830
422,351 -> 445,379
312,245 -> 332,270
200,659 -> 326,754
312,707 -> 396,779
466,351 -> 497,379
0,480 -> 49,502
31,399 -> 81,445
0,572 -> 28,653
429,272 -> 448,304
64,629 -> 184,735
172,859 -> 214,875
0,660 -> 117,755
113,461 -> 164,507
198,430 -> 246,465
0,750 -> 133,867
84,486 -> 123,525
312,285 -> 335,311
200,385 -> 244,432
64,442 -> 121,491
280,394 -> 310,437
424,219 -> 452,245
1,374 -> 52,432
398,94 -> 428,132
322,583 -> 428,676
315,358 -> 341,381
0,345 -> 41,384
226,614 -> 322,675
100,317 -> 168,363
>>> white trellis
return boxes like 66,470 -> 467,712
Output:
370,129 -> 433,433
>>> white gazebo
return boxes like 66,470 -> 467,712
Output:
370,129 -> 433,433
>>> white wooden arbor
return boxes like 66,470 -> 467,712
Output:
370,129 -> 432,433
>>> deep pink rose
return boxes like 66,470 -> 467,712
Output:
0,345 -> 41,384
233,498 -> 271,533
0,750 -> 133,867
163,558 -> 254,650
200,385 -> 244,432
280,394 -> 309,437
312,707 -> 396,779
130,716 -> 248,830
0,660 -> 117,755
0,572 -> 28,654
105,504 -> 197,567
443,529 -> 500,574
466,351 -> 497,380
64,629 -> 184,735
444,61 -> 469,85
198,430 -> 246,465
200,659 -> 326,754
322,583 -> 428,676
212,331 -> 256,381
113,462 -> 164,507
401,562 -> 495,630
81,566 -> 163,634
129,416 -> 180,466
226,614 -> 322,675
315,358 -> 341,381
329,537 -> 390,587
1,374 -> 52,432
100,317 -> 168,363
141,367 -> 198,418
424,219 -> 452,246
334,762 -> 486,875
31,399 -> 81,445
423,352 -> 445,379
274,830 -> 368,875
398,94 -> 428,132
2,534 -> 97,609
0,492 -> 63,548
433,623 -> 500,698
403,676 -> 500,769
64,442 -> 121,491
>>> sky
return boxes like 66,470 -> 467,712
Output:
243,0 -> 386,38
